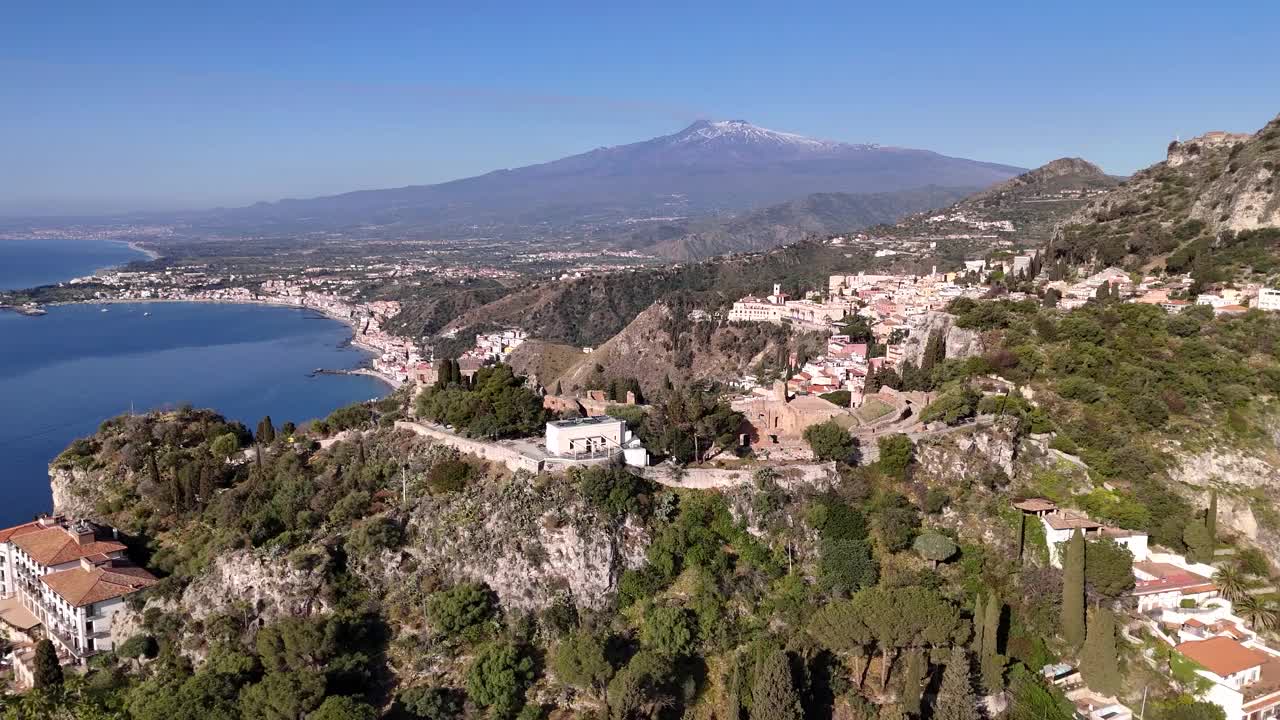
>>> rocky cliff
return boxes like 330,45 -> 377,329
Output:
1053,113 -> 1280,267
359,472 -> 648,613
180,547 -> 332,622
898,311 -> 986,366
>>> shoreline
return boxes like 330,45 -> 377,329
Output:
122,240 -> 162,261
40,297 -> 402,388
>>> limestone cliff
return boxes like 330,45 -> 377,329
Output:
1053,113 -> 1280,266
1164,435 -> 1280,561
49,465 -> 108,519
179,547 -> 331,622
899,311 -> 986,366
915,416 -> 1019,486
358,473 -> 648,613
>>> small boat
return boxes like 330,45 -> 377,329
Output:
143,312 -> 151,317
100,308 -> 109,313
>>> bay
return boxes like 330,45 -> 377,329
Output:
0,238 -> 149,291
0,241 -> 389,526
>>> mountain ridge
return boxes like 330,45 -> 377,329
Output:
165,120 -> 1025,247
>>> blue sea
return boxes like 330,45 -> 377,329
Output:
0,238 -> 148,291
0,240 -> 388,526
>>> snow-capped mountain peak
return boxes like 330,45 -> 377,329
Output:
671,119 -> 862,151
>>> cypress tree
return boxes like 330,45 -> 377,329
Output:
971,595 -> 987,656
1207,491 -> 1218,544
1062,528 -> 1086,648
1079,608 -> 1123,696
257,416 -> 275,445
983,595 -> 1001,658
197,460 -> 214,509
147,449 -> 161,489
751,648 -> 803,720
553,379 -> 563,396
1018,512 -> 1027,561
981,595 -> 1004,693
933,647 -> 978,720
32,638 -> 62,688
901,649 -> 927,717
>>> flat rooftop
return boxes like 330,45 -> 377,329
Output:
548,415 -> 621,429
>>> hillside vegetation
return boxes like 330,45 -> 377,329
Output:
1051,114 -> 1280,274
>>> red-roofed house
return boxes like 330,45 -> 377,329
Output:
0,515 -> 156,683
1174,636 -> 1280,720
1133,560 -> 1219,612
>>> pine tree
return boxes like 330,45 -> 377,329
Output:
1079,608 -> 1123,696
32,638 -> 62,688
1207,490 -> 1218,543
1062,528 -> 1086,648
751,648 -> 803,720
933,647 -> 978,720
981,594 -> 1004,693
901,650 -> 927,717
971,595 -> 987,656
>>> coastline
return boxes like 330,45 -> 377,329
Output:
122,240 -> 162,261
41,297 -> 404,389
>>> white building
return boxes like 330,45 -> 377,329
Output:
1012,499 -> 1149,568
1175,636 -> 1280,720
1132,557 -> 1220,613
544,416 -> 648,467
1258,288 -> 1280,312
545,416 -> 628,457
0,516 -> 156,685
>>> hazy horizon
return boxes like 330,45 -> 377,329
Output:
5,1 -> 1279,216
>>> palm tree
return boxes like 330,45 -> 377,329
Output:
1235,595 -> 1280,632
1214,565 -> 1256,603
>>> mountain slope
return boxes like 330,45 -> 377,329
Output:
640,185 -> 978,263
1050,114 -> 1280,270
865,157 -> 1122,247
962,157 -> 1118,204
186,120 -> 1024,239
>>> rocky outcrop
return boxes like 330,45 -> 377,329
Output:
50,465 -> 123,519
900,312 -> 985,366
915,416 -> 1019,485
1166,443 -> 1280,558
372,474 -> 648,612
180,548 -> 331,623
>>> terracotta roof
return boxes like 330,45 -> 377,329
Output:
1132,562 -> 1215,596
1044,512 -> 1103,531
1176,637 -> 1268,677
40,564 -> 157,607
1013,499 -> 1058,512
11,527 -> 126,567
0,521 -> 43,544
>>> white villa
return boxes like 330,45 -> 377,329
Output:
0,516 -> 156,687
1012,499 -> 1149,568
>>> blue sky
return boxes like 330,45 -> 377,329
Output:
3,1 -> 1278,216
